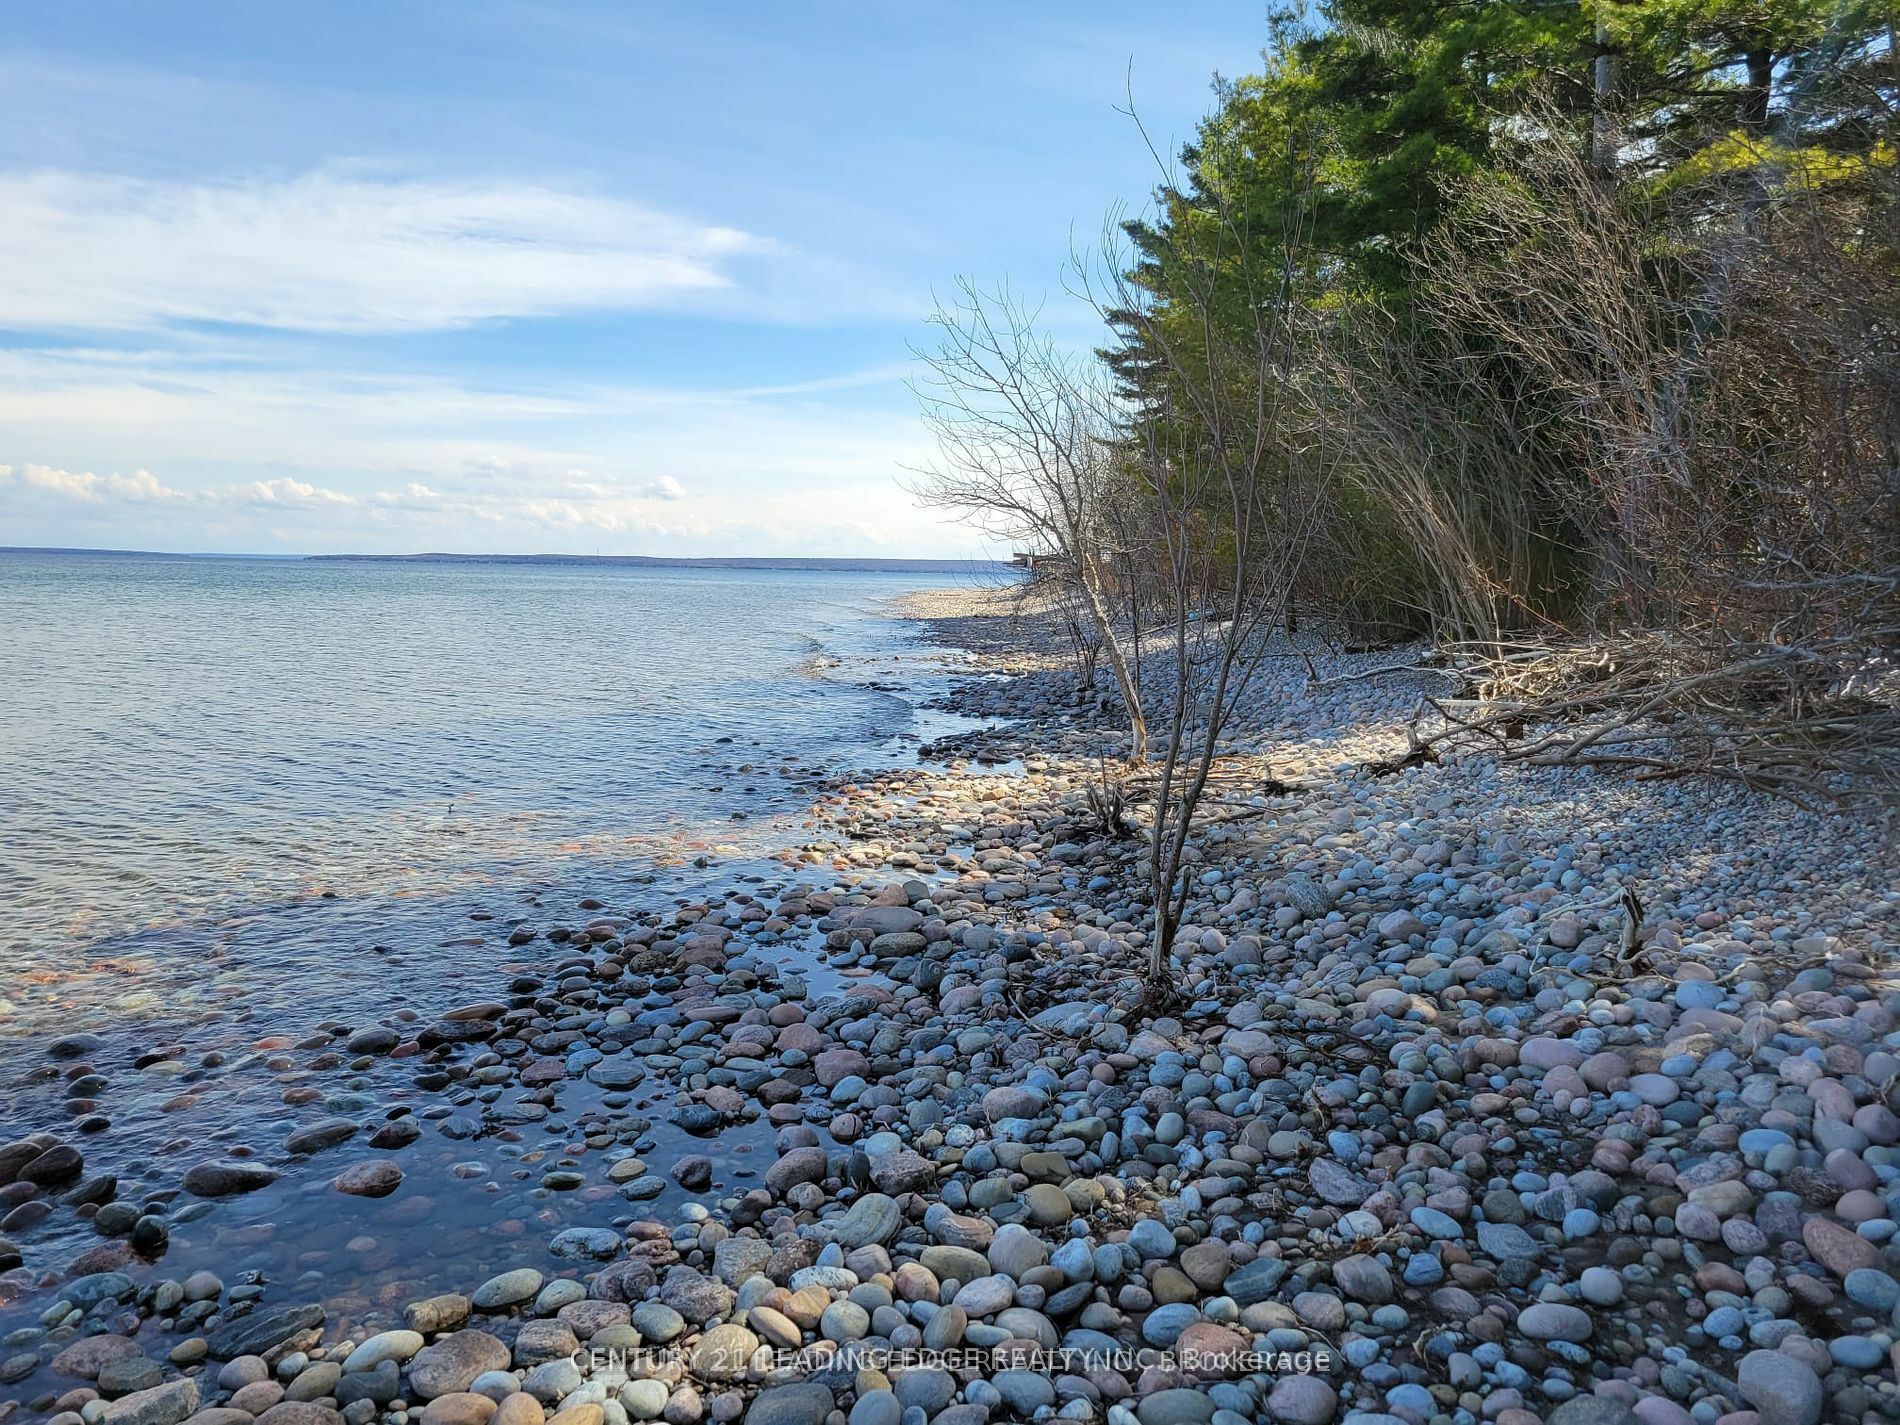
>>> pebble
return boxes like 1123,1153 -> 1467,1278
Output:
2,592 -> 1895,1425
472,1271 -> 544,1312
1736,1350 -> 1824,1425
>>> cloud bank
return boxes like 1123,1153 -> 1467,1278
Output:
0,461 -> 694,529
0,169 -> 769,333
0,446 -> 964,557
0,166 -> 954,553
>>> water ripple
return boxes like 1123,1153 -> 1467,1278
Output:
0,553 -> 949,1042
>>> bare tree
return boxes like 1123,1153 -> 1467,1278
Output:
1384,102 -> 1900,805
1322,309 -> 1567,645
1083,112 -> 1333,1000
1418,127 -> 1693,623
908,279 -> 1149,757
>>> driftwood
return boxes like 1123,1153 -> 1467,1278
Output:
1309,660 -> 1461,690
1395,628 -> 1900,808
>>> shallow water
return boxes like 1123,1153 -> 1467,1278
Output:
0,553 -> 972,1036
0,552 -> 992,1391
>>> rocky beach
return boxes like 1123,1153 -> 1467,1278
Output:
2,586 -> 1897,1425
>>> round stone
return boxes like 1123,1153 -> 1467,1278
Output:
472,1271 -> 544,1311
1519,1302 -> 1592,1342
1737,1349 -> 1824,1425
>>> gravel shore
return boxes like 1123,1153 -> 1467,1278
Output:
2,587 -> 1896,1425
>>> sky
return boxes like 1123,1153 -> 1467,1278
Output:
0,2 -> 1270,558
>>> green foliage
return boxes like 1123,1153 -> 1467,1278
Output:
1103,0 -> 1897,638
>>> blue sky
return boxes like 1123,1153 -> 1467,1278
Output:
0,2 -> 1269,557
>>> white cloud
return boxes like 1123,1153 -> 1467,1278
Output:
0,453 -> 910,553
0,169 -> 771,333
0,348 -> 982,557
0,462 -> 185,504
0,345 -> 933,486
2,462 -> 344,509
0,461 -> 701,524
228,476 -> 360,509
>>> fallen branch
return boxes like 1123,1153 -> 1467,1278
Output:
1309,661 -> 1461,690
1399,629 -> 1900,807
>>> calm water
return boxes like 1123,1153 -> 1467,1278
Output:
0,553 -> 989,1385
0,553 -> 969,1039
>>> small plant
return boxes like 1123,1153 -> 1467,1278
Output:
1084,755 -> 1132,837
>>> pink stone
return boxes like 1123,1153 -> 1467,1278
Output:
1803,1216 -> 1878,1279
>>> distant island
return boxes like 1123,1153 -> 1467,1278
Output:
2,546 -> 1016,574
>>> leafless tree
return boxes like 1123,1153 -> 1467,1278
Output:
1321,309 -> 1567,645
1082,115 -> 1334,1000
908,279 -> 1150,757
1387,103 -> 1900,804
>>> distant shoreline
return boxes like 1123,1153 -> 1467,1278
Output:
1,545 -> 1018,575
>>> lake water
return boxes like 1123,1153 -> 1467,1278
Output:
0,553 -> 976,1045
0,552 -> 998,1375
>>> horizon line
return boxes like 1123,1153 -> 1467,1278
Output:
0,544 -> 1019,569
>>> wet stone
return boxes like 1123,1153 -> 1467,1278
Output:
548,1227 -> 620,1261
472,1269 -> 544,1311
205,1304 -> 326,1362
332,1158 -> 403,1196
181,1161 -> 281,1197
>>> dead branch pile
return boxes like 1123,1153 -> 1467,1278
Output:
1405,623 -> 1900,808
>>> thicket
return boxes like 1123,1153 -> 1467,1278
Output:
914,0 -> 1898,995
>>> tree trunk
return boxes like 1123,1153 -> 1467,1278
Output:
1742,49 -> 1773,133
1592,2 -> 1620,174
1148,893 -> 1175,985
1078,551 -> 1148,758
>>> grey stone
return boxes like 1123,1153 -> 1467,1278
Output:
866,1150 -> 935,1195
891,1369 -> 956,1414
1737,1349 -> 1824,1425
98,1356 -> 164,1394
986,1223 -> 1047,1278
830,1193 -> 902,1249
102,1380 -> 199,1425
1224,1256 -> 1287,1307
406,1331 -> 511,1400
658,1267 -> 732,1323
990,1371 -> 1055,1415
1518,1303 -> 1592,1343
1332,1255 -> 1393,1304
547,1227 -> 620,1261
471,1269 -> 544,1311
181,1161 -> 281,1197
632,1301 -> 686,1343
713,1236 -> 773,1288
1477,1221 -> 1541,1261
206,1304 -> 325,1362
743,1384 -> 835,1425
1137,1388 -> 1217,1425
1548,1399 -> 1640,1425
1265,1376 -> 1338,1425
1308,1159 -> 1370,1207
